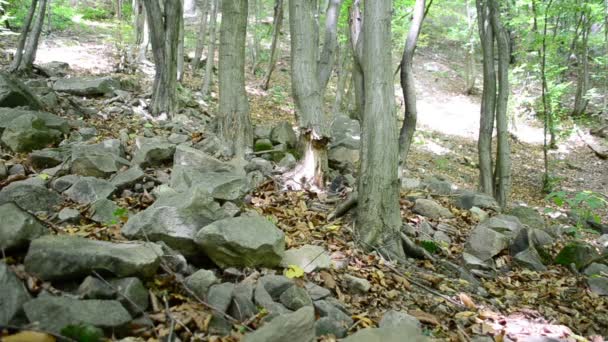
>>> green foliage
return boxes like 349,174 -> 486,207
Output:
420,240 -> 439,254
81,7 -> 111,21
61,324 -> 104,342
546,190 -> 607,228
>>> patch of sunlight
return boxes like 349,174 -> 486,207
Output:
420,139 -> 451,156
71,15 -> 116,29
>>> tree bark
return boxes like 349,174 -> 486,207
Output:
191,0 -> 210,71
217,0 -> 253,158
177,0 -> 185,82
490,0 -> 511,209
284,0 -> 329,191
332,41 -> 351,115
262,0 -> 284,90
348,0 -> 364,121
356,0 -> 405,260
9,0 -> 37,72
143,0 -> 182,117
572,17 -> 590,117
317,0 -> 342,92
464,0 -> 476,94
133,0 -> 149,63
19,0 -> 47,72
398,0 -> 425,167
248,0 -> 262,73
202,0 -> 218,96
476,0 -> 496,196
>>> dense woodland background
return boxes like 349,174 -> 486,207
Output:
0,0 -> 607,341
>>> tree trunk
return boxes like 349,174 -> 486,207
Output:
133,0 -> 149,63
177,0 -> 185,82
476,0 -> 496,196
572,18 -> 590,117
284,0 -> 329,191
398,0 -> 425,167
217,0 -> 252,158
262,0 -> 284,90
9,0 -> 38,72
464,0 -> 476,94
317,0 -> 342,92
248,0 -> 262,73
356,0 -> 405,260
332,41 -> 351,115
490,0 -> 511,209
202,0 -> 218,96
191,0 -> 209,71
143,0 -> 182,117
348,0 -> 364,121
19,0 -> 47,72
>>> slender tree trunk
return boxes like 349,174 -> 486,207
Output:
191,0 -> 210,71
9,0 -> 38,72
464,0 -> 476,95
537,0 -> 554,192
357,0 -> 405,260
476,0 -> 496,196
490,0 -> 511,209
284,0 -> 329,191
398,0 -> 425,167
262,0 -> 284,90
133,0 -> 149,63
177,0 -> 185,82
248,0 -> 262,73
332,41 -> 351,115
20,0 -> 47,72
217,0 -> 253,158
317,0 -> 342,92
572,18 -> 590,117
143,0 -> 182,117
202,0 -> 218,96
348,0 -> 364,121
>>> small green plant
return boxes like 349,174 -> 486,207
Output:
61,324 -> 104,342
108,207 -> 129,225
81,7 -> 111,21
270,85 -> 287,105
546,190 -> 607,229
434,157 -> 450,171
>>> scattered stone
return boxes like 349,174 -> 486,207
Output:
222,201 -> 240,217
0,112 -> 66,152
208,283 -> 235,313
110,166 -> 145,190
171,168 -> 250,201
78,127 -> 97,140
305,282 -> 331,300
89,199 -> 122,224
8,164 -> 25,176
423,176 -> 455,195
132,137 -> 176,167
270,121 -> 297,147
464,215 -> 523,261
380,310 -> 422,333
229,281 -> 257,321
277,153 -> 297,170
508,206 -> 545,229
401,177 -> 422,191
433,231 -> 452,245
470,206 -> 489,222
254,281 -> 291,319
513,247 -> 547,271
330,114 -> 361,150
342,325 -> 427,342
242,307 -> 315,342
313,299 -> 353,338
280,285 -> 312,311
71,140 -> 130,178
64,177 -> 116,204
23,296 -> 131,334
254,125 -> 271,139
255,138 -> 274,152
454,191 -> 500,212
0,180 -> 62,213
51,174 -> 81,192
168,133 -> 189,144
0,203 -> 48,251
258,275 -> 294,300
24,235 -> 162,281
413,198 -> 454,219
185,269 -> 219,300
280,245 -> 332,273
584,263 -> 608,296
343,274 -> 371,294
173,145 -> 238,173
58,207 -> 81,224
29,147 -> 70,169
0,72 -> 41,109
328,146 -> 360,171
123,185 -> 227,257
53,76 -> 119,96
0,262 -> 31,325
195,215 -> 285,268
39,61 -> 70,77
245,157 -> 273,175
78,276 -> 149,315
555,241 -> 599,270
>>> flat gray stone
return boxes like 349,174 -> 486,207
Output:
78,276 -> 149,315
413,199 -> 454,219
171,167 -> 250,201
0,262 -> 31,325
280,245 -> 331,273
0,203 -> 48,251
0,72 -> 41,109
0,180 -> 62,213
342,326 -> 428,342
132,137 -> 176,167
343,274 -> 371,294
110,166 -> 145,190
53,76 -> 119,96
279,285 -> 312,311
185,269 -> 219,300
64,177 -> 116,204
242,307 -> 315,342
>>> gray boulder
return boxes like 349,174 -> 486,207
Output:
413,199 -> 454,219
229,281 -> 258,321
423,176 -> 456,196
328,146 -> 360,171
279,285 -> 312,311
280,245 -> 332,273
343,274 -> 371,294
0,262 -> 31,325
342,326 -> 428,342
270,121 -> 297,147
1,113 -> 65,152
58,207 -> 81,224
0,203 -> 48,251
554,241 -> 599,270
185,269 -> 219,300
195,215 -> 285,268
78,276 -> 149,315
110,166 -> 145,190
171,167 -> 250,201
313,300 -> 352,338
508,206 -> 545,229
29,147 -> 70,169
132,137 -> 176,167
64,176 -> 116,204
380,310 -> 422,332
0,72 -> 41,109
258,275 -> 294,300
330,114 -> 361,150
24,235 -> 162,281
208,283 -> 235,313
0,180 -> 62,213
454,191 -> 500,211
23,296 -> 131,334
464,215 -> 523,261
173,144 -> 238,173
242,307 -> 315,342
71,140 -> 130,178
122,185 -> 227,257
0,108 -> 68,133
253,281 -> 291,319
89,199 -> 122,224
53,76 -> 119,96
584,263 -> 608,296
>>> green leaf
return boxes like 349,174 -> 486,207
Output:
61,324 -> 104,342
38,173 -> 50,180
284,265 -> 305,279
144,123 -> 153,128
420,240 -> 440,254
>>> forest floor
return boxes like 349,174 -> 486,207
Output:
2,25 -> 608,341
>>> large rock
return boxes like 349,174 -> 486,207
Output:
280,245 -> 332,273
554,241 -> 599,270
242,307 -> 315,342
0,112 -> 66,152
110,166 -> 145,190
454,191 -> 500,212
173,145 -> 238,173
195,215 -> 285,268
0,72 -> 41,109
171,167 -> 250,201
0,108 -> 68,133
53,76 -> 119,96
330,114 -> 361,150
0,203 -> 48,251
584,263 -> 608,296
380,310 -> 422,332
23,296 -> 131,334
0,180 -> 62,213
24,235 -> 162,281
71,140 -> 130,178
229,281 -> 257,321
185,269 -> 219,300
464,215 -> 523,261
313,300 -> 353,338
0,262 -> 31,325
64,177 -> 116,204
413,199 -> 454,219
507,206 -> 545,229
78,276 -> 149,315
132,137 -> 176,167
122,185 -> 227,257
342,325 -> 428,342
270,121 -> 297,148
29,147 -> 71,169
